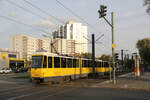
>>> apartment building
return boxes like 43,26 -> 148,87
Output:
10,34 -> 51,60
53,21 -> 88,54
52,38 -> 75,55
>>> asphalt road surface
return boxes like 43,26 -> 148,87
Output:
0,84 -> 150,100
0,73 -> 150,100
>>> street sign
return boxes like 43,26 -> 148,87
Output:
2,53 -> 6,59
112,43 -> 116,48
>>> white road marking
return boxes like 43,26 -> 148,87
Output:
7,87 -> 58,100
7,95 -> 27,100
38,88 -> 75,100
0,85 -> 28,92
0,86 -> 35,95
0,80 -> 16,84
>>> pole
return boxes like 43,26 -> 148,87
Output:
109,57 -> 112,81
121,49 -> 124,68
111,12 -> 116,84
92,34 -> 95,77
137,55 -> 140,77
98,9 -> 116,84
61,37 -> 62,55
134,54 -> 137,77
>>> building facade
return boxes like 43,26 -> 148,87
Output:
10,34 -> 51,60
52,38 -> 75,55
53,21 -> 88,54
0,49 -> 19,69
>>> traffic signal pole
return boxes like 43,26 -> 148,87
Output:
98,6 -> 116,84
111,12 -> 116,84
103,13 -> 116,84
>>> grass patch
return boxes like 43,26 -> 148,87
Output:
13,75 -> 30,79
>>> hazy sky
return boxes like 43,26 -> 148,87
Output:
0,0 -> 150,56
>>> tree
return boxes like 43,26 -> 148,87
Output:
136,38 -> 150,65
98,54 -> 112,61
74,53 -> 92,59
80,53 -> 92,59
144,0 -> 150,14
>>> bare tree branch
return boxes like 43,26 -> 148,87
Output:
144,0 -> 150,14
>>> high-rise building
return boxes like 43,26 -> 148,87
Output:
52,38 -> 75,55
10,34 -> 51,60
53,21 -> 88,54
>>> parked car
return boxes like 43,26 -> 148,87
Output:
0,68 -> 12,74
18,67 -> 28,73
14,67 -> 28,73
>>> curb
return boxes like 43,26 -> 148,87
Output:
118,72 -> 134,78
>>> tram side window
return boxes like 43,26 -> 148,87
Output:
103,62 -> 105,67
43,56 -> 47,68
88,60 -> 92,67
110,63 -> 113,67
104,62 -> 106,67
106,62 -> 109,67
54,57 -> 60,68
100,62 -> 102,67
91,61 -> 94,67
96,61 -> 99,67
88,60 -> 90,67
90,61 -> 94,67
96,61 -> 98,67
102,62 -> 104,67
82,60 -> 84,67
67,58 -> 72,68
61,58 -> 66,68
48,57 -> 52,68
73,59 -> 76,68
106,62 -> 108,67
98,62 -> 101,67
84,60 -> 88,67
76,59 -> 79,68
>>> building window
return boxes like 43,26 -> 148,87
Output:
8,54 -> 16,58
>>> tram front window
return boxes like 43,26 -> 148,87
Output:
32,56 -> 43,68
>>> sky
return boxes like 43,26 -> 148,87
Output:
0,0 -> 150,56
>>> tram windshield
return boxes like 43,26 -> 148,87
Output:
32,56 -> 43,68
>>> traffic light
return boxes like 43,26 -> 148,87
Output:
115,53 -> 119,61
98,5 -> 107,18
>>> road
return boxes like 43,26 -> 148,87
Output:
0,73 -> 150,100
0,84 -> 150,100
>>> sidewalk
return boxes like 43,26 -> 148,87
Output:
92,72 -> 150,91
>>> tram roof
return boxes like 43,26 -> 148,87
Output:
32,52 -> 108,62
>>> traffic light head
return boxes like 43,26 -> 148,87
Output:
115,53 -> 119,61
98,5 -> 107,18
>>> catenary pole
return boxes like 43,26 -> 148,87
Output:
92,34 -> 95,77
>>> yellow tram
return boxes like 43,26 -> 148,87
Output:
30,52 -> 112,82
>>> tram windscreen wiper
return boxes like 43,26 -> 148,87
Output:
32,56 -> 43,68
